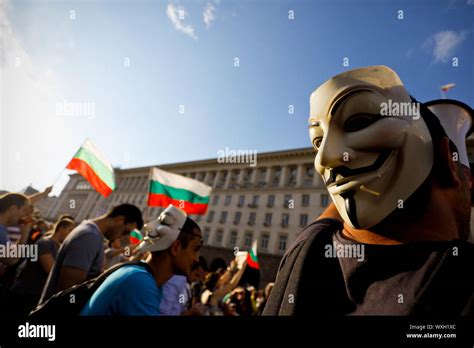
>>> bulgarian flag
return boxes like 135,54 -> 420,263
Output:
66,139 -> 116,198
130,229 -> 143,245
148,168 -> 212,215
247,240 -> 259,270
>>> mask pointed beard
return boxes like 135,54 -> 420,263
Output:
341,191 -> 359,228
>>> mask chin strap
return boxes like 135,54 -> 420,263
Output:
341,190 -> 359,228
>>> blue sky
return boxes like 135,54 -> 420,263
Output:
1,0 -> 473,193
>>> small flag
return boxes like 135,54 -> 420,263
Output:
66,139 -> 116,197
130,229 -> 143,245
441,83 -> 455,92
147,168 -> 212,215
247,240 -> 259,270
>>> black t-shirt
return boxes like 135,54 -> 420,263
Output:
263,219 -> 474,316
11,237 -> 60,297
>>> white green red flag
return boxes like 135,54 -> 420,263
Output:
247,240 -> 259,270
130,229 -> 143,245
66,139 -> 116,197
147,168 -> 212,215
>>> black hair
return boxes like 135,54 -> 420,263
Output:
177,217 -> 202,248
107,204 -> 144,230
0,193 -> 28,214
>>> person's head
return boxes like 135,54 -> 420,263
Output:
137,205 -> 202,277
0,193 -> 31,225
159,217 -> 203,277
308,65 -> 471,236
53,218 -> 75,243
189,256 -> 207,282
108,237 -> 122,249
58,214 -> 75,222
103,204 -> 144,241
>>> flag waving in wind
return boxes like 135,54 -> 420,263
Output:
247,240 -> 259,270
147,167 -> 212,215
66,139 -> 116,197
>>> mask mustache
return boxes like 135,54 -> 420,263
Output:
325,150 -> 392,186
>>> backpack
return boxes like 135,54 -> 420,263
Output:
29,261 -> 152,317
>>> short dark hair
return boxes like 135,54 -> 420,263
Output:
54,218 -> 75,233
58,214 -> 75,222
177,217 -> 202,248
0,193 -> 28,214
106,204 -> 144,230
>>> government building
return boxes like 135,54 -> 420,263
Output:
40,147 -> 329,286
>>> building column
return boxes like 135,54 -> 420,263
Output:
280,166 -> 289,187
296,164 -> 304,187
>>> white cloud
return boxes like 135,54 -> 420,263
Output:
166,3 -> 197,40
203,2 -> 216,29
424,30 -> 468,63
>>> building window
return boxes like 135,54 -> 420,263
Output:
260,234 -> 269,250
321,194 -> 330,207
219,211 -> 228,224
197,172 -> 205,181
224,195 -> 232,206
284,194 -> 292,208
216,171 -> 228,188
243,169 -> 253,187
233,212 -> 241,225
238,195 -> 245,207
287,166 -> 297,187
195,215 -> 201,222
257,168 -> 267,187
212,195 -> 219,205
267,194 -> 275,208
188,173 -> 196,179
278,234 -> 288,252
300,214 -> 308,227
207,210 -> 215,223
271,167 -> 281,187
249,195 -> 259,208
302,194 -> 310,207
248,212 -> 256,226
303,165 -> 315,187
264,213 -> 272,227
281,213 -> 290,228
229,170 -> 239,189
207,172 -> 216,186
244,232 -> 253,248
203,227 -> 210,244
215,229 -> 223,246
228,230 -> 238,247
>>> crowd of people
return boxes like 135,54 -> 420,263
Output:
0,190 -> 274,317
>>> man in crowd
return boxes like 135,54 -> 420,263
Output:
9,217 -> 76,315
39,203 -> 143,305
80,204 -> 203,316
0,193 -> 32,266
159,254 -> 208,315
264,65 -> 474,316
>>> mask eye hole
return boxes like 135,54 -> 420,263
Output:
344,114 -> 380,132
312,137 -> 323,150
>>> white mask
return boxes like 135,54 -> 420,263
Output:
309,66 -> 433,229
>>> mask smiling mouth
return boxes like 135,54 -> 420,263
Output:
325,150 -> 392,187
